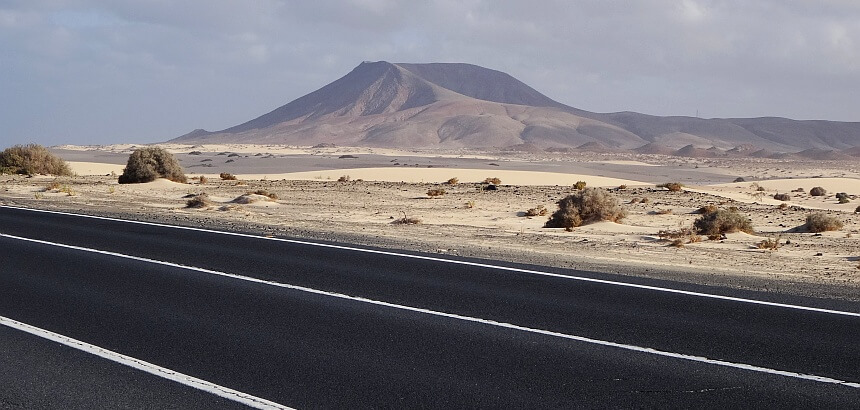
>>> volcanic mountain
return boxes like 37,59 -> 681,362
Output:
172,61 -> 860,153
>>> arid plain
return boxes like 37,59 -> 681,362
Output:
2,143 -> 860,300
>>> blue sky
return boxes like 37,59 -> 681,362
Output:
2,0 -> 859,146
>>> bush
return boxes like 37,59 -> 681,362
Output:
693,208 -> 754,236
446,177 -> 459,185
118,147 -> 186,184
657,182 -> 683,192
484,177 -> 501,185
809,186 -> 826,196
219,172 -> 237,180
253,190 -> 278,200
733,177 -> 746,183
804,213 -> 843,233
426,188 -> 446,197
773,193 -> 791,201
337,175 -> 351,182
855,205 -> 860,213
0,144 -> 72,176
756,237 -> 781,251
544,187 -> 626,229
573,181 -> 587,190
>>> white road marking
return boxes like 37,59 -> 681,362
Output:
2,232 -> 858,389
0,315 -> 293,409
1,205 -> 859,318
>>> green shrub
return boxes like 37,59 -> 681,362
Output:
693,208 -> 754,236
118,147 -> 186,184
0,144 -> 72,176
544,187 -> 626,229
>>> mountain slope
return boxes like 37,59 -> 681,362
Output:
172,61 -> 860,153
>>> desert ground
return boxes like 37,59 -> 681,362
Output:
3,143 -> 860,300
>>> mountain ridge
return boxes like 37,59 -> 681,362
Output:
172,61 -> 860,156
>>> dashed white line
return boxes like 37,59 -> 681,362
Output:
2,232 -> 858,389
0,314 -> 293,409
1,205 -> 858,318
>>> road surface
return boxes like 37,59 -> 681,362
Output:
0,205 -> 857,408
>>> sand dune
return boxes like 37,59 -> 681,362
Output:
217,167 -> 648,187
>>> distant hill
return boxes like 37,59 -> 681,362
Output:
172,61 -> 860,157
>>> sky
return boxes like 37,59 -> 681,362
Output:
2,0 -> 859,146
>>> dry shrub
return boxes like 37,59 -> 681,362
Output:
219,172 -> 237,180
427,188 -> 446,197
654,208 -> 673,215
855,205 -> 860,213
573,181 -> 587,190
756,236 -> 781,251
544,187 -> 626,229
392,211 -> 422,225
733,177 -> 746,183
773,193 -> 791,201
693,208 -> 754,236
446,177 -> 459,185
804,213 -> 843,233
337,175 -> 351,182
465,200 -> 476,209
629,198 -> 640,204
617,185 -> 628,190
0,144 -> 72,176
45,180 -> 63,191
185,194 -> 211,208
524,205 -> 548,217
836,193 -> 850,204
484,177 -> 502,185
118,147 -> 186,184
657,182 -> 683,192
696,205 -> 718,214
253,190 -> 278,200
658,226 -> 701,245
809,186 -> 827,196
778,203 -> 789,210
198,175 -> 208,184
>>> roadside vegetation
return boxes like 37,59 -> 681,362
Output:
0,144 -> 72,176
118,147 -> 187,184
544,187 -> 626,230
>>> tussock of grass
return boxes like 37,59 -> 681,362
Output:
185,194 -> 211,208
484,177 -> 501,185
524,205 -> 548,217
446,177 -> 459,185
693,208 -> 754,236
804,213 -> 843,233
219,172 -> 237,180
426,188 -> 446,197
657,182 -> 683,192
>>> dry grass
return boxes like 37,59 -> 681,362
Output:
446,177 -> 459,185
426,188 -> 446,197
693,208 -> 754,236
198,175 -> 208,184
185,194 -> 211,208
658,226 -> 701,246
253,190 -> 278,200
544,187 -> 626,229
465,200 -> 476,209
756,236 -> 781,251
657,182 -> 683,192
573,181 -> 587,190
220,172 -> 237,180
337,175 -> 351,182
524,205 -> 548,217
484,177 -> 502,185
0,144 -> 73,176
695,205 -> 718,214
118,147 -> 187,184
653,208 -> 673,215
392,211 -> 422,225
804,213 -> 843,233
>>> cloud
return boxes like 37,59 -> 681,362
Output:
1,0 -> 859,145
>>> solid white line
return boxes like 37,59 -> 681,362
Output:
1,205 -> 859,318
0,315 -> 293,409
2,232 -> 858,389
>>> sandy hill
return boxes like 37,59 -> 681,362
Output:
172,61 -> 860,154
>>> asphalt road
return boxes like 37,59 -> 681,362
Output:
0,205 -> 858,408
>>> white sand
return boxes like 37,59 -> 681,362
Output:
218,167 -> 648,187
68,162 -> 125,176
